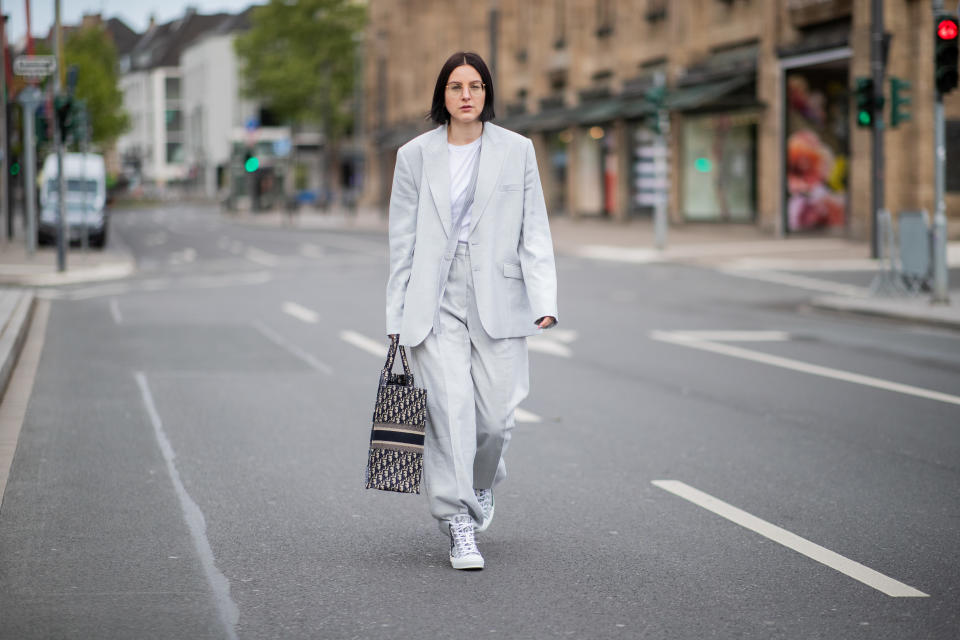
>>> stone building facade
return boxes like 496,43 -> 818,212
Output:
363,0 -> 960,239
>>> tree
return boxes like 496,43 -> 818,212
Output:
234,0 -> 365,137
64,26 -> 130,148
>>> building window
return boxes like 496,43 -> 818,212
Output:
554,0 -> 566,49
948,121 -> 960,193
166,142 -> 184,164
596,0 -> 614,37
165,109 -> 183,134
645,0 -> 668,23
164,77 -> 181,101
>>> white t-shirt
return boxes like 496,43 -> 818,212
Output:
448,137 -> 481,242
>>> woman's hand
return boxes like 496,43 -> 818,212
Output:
535,316 -> 556,329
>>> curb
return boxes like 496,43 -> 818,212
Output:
0,291 -> 36,403
809,295 -> 960,331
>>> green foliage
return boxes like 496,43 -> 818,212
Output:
64,26 -> 130,147
234,0 -> 365,137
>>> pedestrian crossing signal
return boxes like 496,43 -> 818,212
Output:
244,152 -> 259,173
854,77 -> 876,128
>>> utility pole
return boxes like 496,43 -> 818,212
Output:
54,0 -> 66,272
870,0 -> 886,259
0,7 -> 8,244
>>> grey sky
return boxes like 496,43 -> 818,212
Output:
5,1 -> 260,44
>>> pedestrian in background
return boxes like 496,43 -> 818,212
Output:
385,51 -> 558,570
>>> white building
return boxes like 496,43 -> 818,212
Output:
116,10 -> 233,190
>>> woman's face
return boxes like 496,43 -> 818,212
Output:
444,64 -> 485,126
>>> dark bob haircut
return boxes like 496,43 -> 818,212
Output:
428,52 -> 496,125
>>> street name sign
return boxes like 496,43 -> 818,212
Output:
14,56 -> 57,78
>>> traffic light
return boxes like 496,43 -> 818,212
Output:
854,77 -> 876,128
9,159 -> 20,176
889,77 -> 911,128
54,94 -> 78,142
244,150 -> 259,173
644,85 -> 666,134
935,15 -> 959,95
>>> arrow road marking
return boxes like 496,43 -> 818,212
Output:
340,330 -> 544,423
650,330 -> 960,407
652,480 -> 928,598
282,302 -> 320,324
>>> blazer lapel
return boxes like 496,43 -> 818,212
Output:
468,125 -> 507,236
423,125 -> 451,237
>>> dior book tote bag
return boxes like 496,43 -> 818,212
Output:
365,335 -> 427,494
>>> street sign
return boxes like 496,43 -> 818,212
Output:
13,55 -> 57,78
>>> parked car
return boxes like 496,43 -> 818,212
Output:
38,152 -> 108,248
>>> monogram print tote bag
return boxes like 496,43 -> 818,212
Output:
365,335 -> 427,493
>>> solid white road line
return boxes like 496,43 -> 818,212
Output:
253,322 -> 333,374
109,298 -> 123,325
652,480 -> 928,598
339,330 -> 387,358
719,268 -> 870,297
282,302 -> 320,324
340,330 -> 544,423
244,247 -> 280,267
650,330 -> 960,407
134,372 -> 242,638
661,330 -> 791,342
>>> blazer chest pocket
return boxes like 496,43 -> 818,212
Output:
502,262 -> 523,279
499,183 -> 522,192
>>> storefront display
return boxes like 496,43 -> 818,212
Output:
784,63 -> 849,232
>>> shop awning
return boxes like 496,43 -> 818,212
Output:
570,98 -> 624,125
664,75 -> 755,111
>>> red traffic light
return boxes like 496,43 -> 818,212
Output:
938,18 -> 958,40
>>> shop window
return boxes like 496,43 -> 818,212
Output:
947,120 -> 960,193
784,64 -> 849,231
681,113 -> 757,222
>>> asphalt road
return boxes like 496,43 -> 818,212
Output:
0,204 -> 957,639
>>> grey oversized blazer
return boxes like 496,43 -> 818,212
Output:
386,123 -> 559,347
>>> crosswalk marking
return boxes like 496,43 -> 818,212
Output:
282,302 -> 320,324
653,480 -> 928,598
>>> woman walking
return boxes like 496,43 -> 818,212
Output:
385,52 -> 558,570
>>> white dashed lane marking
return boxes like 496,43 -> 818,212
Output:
282,302 -> 320,324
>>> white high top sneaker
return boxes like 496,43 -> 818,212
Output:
448,514 -> 484,570
474,489 -> 495,532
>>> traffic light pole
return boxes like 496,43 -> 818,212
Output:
0,8 -> 9,244
53,0 -> 66,272
18,87 -> 42,256
870,0 -> 885,259
931,0 -> 950,304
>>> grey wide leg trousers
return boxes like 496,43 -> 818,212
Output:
407,242 -> 529,529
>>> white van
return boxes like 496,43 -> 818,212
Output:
39,152 -> 108,248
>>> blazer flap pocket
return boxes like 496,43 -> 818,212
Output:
502,262 -> 523,279
499,183 -> 523,192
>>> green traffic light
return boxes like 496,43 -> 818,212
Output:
858,111 -> 872,126
10,162 -> 20,176
244,156 -> 260,173
694,157 -> 712,173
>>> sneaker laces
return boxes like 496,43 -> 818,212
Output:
449,515 -> 479,558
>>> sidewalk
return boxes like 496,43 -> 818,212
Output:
0,233 -> 136,288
